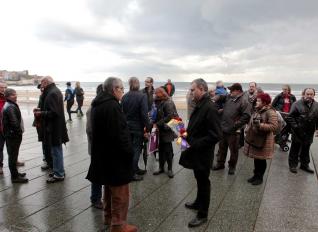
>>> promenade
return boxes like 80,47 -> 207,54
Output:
1,109 -> 318,232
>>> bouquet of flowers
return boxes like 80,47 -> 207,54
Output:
167,117 -> 190,151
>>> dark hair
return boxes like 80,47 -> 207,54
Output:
257,93 -> 271,105
66,82 -> 71,86
155,87 -> 169,101
4,88 -> 16,98
191,78 -> 208,92
302,88 -> 316,96
146,77 -> 153,83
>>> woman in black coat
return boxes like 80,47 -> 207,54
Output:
74,81 -> 84,116
153,87 -> 178,178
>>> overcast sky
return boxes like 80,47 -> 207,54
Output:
0,0 -> 318,83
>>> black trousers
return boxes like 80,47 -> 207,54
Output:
43,142 -> 53,168
288,140 -> 311,168
66,100 -> 75,120
194,169 -> 211,218
254,159 -> 267,179
6,136 -> 22,178
158,142 -> 173,171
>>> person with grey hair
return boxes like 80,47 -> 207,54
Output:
122,77 -> 150,181
179,78 -> 221,228
2,88 -> 28,183
86,77 -> 137,232
34,76 -> 69,183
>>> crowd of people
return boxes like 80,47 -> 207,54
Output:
0,77 -> 317,232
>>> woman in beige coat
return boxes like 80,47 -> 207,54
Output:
244,93 -> 278,185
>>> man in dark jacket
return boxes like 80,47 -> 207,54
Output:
287,88 -> 318,174
179,78 -> 221,228
2,88 -> 28,183
0,82 -> 7,175
213,83 -> 251,175
122,77 -> 150,181
64,81 -> 75,122
34,76 -> 69,183
272,84 -> 297,113
86,77 -> 137,232
142,77 -> 155,112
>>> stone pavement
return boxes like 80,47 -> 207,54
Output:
0,109 -> 318,232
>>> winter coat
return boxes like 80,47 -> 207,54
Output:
244,105 -> 278,160
286,99 -> 318,144
163,83 -> 175,97
86,106 -> 92,155
179,94 -> 221,170
2,100 -> 24,139
40,83 -> 69,146
122,90 -> 150,134
74,87 -> 84,106
0,93 -> 6,134
86,92 -> 134,186
218,93 -> 251,134
142,87 -> 154,112
272,93 -> 296,112
155,98 -> 178,143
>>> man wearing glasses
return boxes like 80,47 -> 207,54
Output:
87,77 -> 137,232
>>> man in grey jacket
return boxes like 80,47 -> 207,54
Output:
213,83 -> 251,175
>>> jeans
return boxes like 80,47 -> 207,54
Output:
131,133 -> 144,174
104,184 -> 129,226
216,132 -> 240,168
0,133 -> 5,167
91,183 -> 103,203
193,168 -> 211,218
6,136 -> 22,178
51,145 -> 65,177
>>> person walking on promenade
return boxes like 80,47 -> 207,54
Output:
122,77 -> 150,181
34,76 -> 69,183
64,81 -> 75,122
2,88 -> 28,183
244,93 -> 278,185
179,78 -> 221,228
287,88 -> 318,174
272,84 -> 296,113
152,87 -> 178,178
213,83 -> 251,175
86,84 -> 103,209
0,82 -> 7,175
86,77 -> 137,232
163,79 -> 175,97
74,81 -> 84,117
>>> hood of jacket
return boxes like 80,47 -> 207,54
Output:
92,92 -> 117,107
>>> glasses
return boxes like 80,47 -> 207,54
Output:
116,86 -> 124,92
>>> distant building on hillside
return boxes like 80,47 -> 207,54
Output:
0,70 -> 43,85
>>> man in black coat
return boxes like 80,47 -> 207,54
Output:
122,77 -> 150,181
2,88 -> 28,183
287,88 -> 318,174
86,77 -> 137,232
179,78 -> 221,228
34,76 -> 69,183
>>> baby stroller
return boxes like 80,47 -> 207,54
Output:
274,112 -> 290,152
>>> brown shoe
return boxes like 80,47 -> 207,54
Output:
16,161 -> 25,167
110,224 -> 138,232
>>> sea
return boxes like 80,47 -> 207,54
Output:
11,81 -> 318,102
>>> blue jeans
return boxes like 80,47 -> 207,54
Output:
131,133 -> 144,173
91,183 -> 102,203
51,145 -> 65,177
